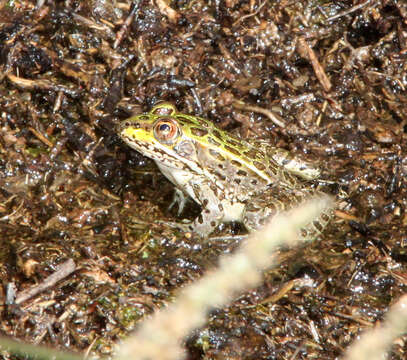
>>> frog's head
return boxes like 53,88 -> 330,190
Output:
119,102 -> 272,182
118,103 -> 203,172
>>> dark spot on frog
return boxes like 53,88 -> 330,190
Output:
138,115 -> 151,121
243,149 -> 258,159
123,120 -> 140,130
226,138 -> 241,148
198,215 -> 204,224
321,213 -> 331,223
224,145 -> 241,156
253,161 -> 266,171
207,136 -> 221,147
212,129 -> 222,139
215,171 -> 226,181
210,184 -> 218,193
237,170 -> 247,176
209,149 -> 226,162
313,220 -> 324,232
190,127 -> 208,137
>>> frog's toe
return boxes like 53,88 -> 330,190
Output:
167,189 -> 189,216
156,219 -> 194,235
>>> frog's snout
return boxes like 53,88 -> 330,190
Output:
117,119 -> 140,135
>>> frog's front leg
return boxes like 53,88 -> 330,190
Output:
187,181 -> 225,237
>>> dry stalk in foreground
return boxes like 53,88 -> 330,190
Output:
116,196 -> 333,360
344,293 -> 407,360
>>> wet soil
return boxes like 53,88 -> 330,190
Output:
1,0 -> 407,359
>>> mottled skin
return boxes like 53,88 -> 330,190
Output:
118,103 -> 331,237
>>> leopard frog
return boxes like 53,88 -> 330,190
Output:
118,103 -> 331,237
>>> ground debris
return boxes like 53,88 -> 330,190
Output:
1,0 -> 407,359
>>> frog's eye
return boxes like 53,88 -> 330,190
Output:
154,118 -> 180,144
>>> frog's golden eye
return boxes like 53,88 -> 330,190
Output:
153,118 -> 180,145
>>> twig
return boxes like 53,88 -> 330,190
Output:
28,127 -> 54,148
71,13 -> 115,38
233,101 -> 286,127
7,74 -> 81,97
15,259 -> 76,305
232,0 -> 268,26
297,38 -> 332,92
114,0 -> 140,49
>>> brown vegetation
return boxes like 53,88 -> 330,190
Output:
1,0 -> 407,358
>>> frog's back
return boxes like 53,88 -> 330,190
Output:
178,114 -> 302,200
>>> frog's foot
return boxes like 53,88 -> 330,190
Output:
167,188 -> 189,216
157,212 -> 222,238
157,219 -> 194,235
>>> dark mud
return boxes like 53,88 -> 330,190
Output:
1,0 -> 407,359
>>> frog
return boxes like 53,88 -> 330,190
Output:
118,102 -> 331,237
